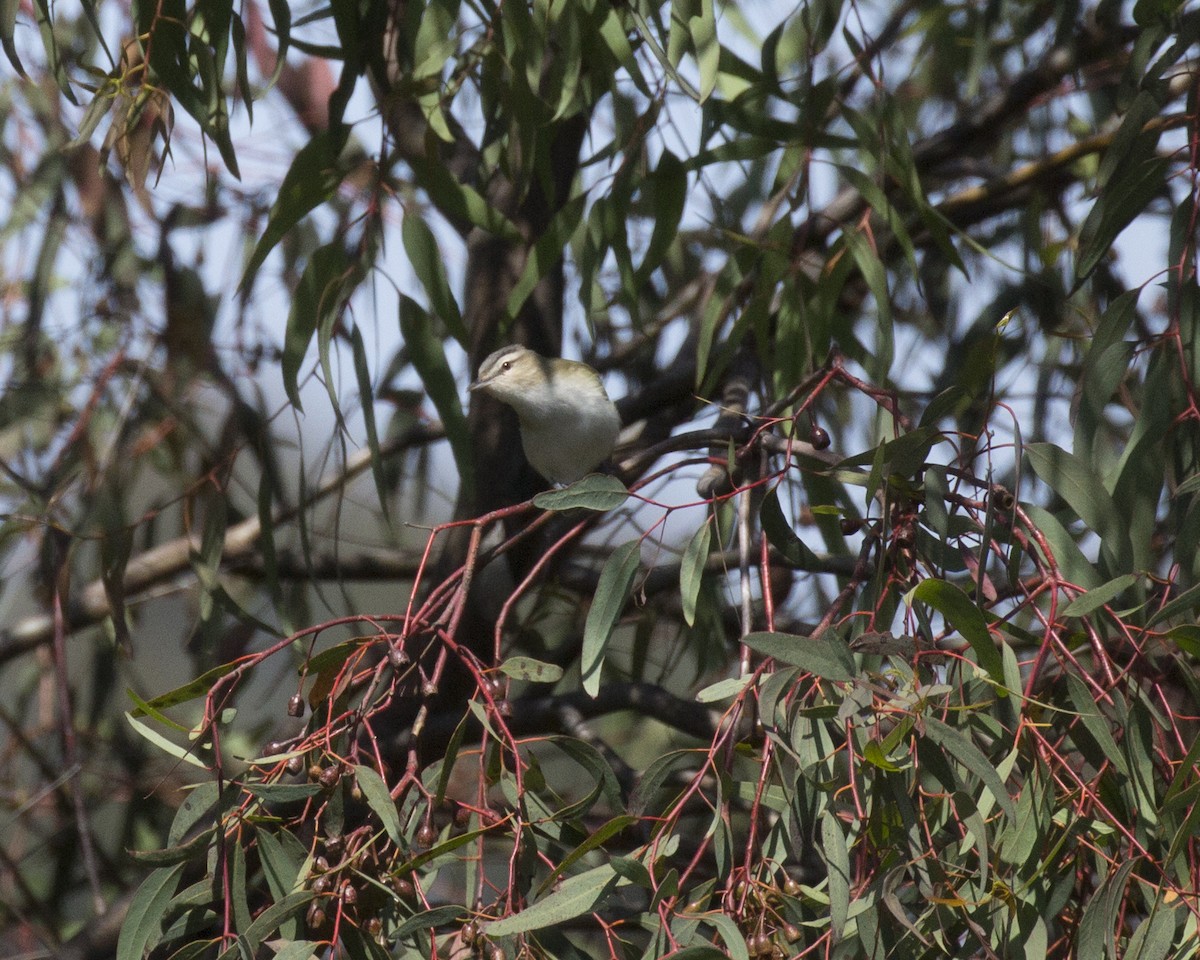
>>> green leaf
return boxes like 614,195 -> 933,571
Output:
635,150 -> 687,285
534,815 -> 638,897
402,211 -> 466,344
922,716 -> 1017,820
1065,674 -> 1128,778
696,675 -> 752,703
689,0 -> 719,102
506,192 -> 588,321
680,520 -> 712,627
126,826 -> 215,866
701,911 -> 751,960
1020,503 -> 1103,590
821,810 -> 850,941
1061,574 -> 1139,617
257,827 -> 309,911
242,782 -> 324,804
533,474 -> 629,511
393,905 -> 469,939
350,323 -> 390,521
498,656 -> 564,683
116,863 -> 186,960
741,631 -> 855,682
1076,91 -> 1168,281
239,891 -> 314,954
760,485 -> 822,569
398,295 -> 474,500
167,781 -> 224,847
240,129 -> 351,292
354,765 -> 404,845
484,862 -> 626,936
265,0 -> 292,90
409,155 -> 522,240
1125,901 -> 1179,960
32,0 -> 77,103
582,540 -> 641,696
0,0 -> 23,77
125,712 -> 209,770
283,242 -> 360,411
630,6 -> 701,101
272,943 -> 322,960
909,579 -> 1004,683
1026,442 -> 1131,574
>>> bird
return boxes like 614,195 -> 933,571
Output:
468,344 -> 622,485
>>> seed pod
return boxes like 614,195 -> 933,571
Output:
318,765 -> 341,789
810,425 -> 831,450
287,693 -> 305,717
393,876 -> 415,898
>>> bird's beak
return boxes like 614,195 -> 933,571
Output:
468,378 -> 485,392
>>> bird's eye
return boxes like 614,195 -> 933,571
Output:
501,361 -> 512,371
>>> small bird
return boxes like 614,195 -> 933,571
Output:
469,344 -> 622,484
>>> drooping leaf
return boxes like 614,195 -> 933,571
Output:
1026,442 -> 1131,574
402,210 -> 466,344
116,863 -> 187,960
680,520 -> 712,627
354,765 -> 404,845
282,241 -> 360,412
582,540 -> 641,696
910,579 -> 1005,684
398,295 -> 473,499
240,129 -> 351,293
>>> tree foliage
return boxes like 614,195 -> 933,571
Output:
3,0 -> 1200,958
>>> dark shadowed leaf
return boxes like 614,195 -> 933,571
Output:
240,129 -> 351,292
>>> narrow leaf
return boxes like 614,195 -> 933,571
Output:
923,715 -> 1017,820
742,631 -> 855,681
1061,574 -> 1139,617
354,765 -> 404,845
680,520 -> 712,626
760,486 -> 821,569
821,811 -> 850,941
1026,442 -> 1131,573
398,295 -> 473,500
485,862 -> 625,936
402,211 -> 466,344
240,129 -> 350,292
116,863 -> 186,960
582,540 -> 641,696
910,579 -> 1004,683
